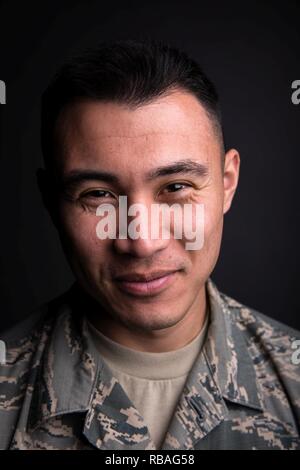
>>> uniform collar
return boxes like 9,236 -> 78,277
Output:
203,278 -> 263,409
27,277 -> 263,449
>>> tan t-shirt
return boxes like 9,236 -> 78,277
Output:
87,312 -> 209,449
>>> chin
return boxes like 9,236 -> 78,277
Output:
117,308 -> 184,332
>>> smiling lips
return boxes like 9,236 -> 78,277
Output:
114,269 -> 179,296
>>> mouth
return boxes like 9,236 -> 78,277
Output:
114,269 -> 180,297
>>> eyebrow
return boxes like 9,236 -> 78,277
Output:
145,159 -> 209,180
60,169 -> 119,190
60,159 -> 209,189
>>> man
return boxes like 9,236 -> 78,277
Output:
0,39 -> 299,450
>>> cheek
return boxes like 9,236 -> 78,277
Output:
205,196 -> 222,227
181,197 -> 222,241
59,205 -> 107,260
203,197 -> 224,248
185,199 -> 223,265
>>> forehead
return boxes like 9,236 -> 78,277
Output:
54,90 -> 220,175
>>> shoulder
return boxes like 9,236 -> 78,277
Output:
0,286 -> 74,405
219,289 -> 300,410
0,287 -> 75,381
0,288 -> 74,449
220,289 -> 300,344
207,278 -> 300,361
0,287 -> 74,349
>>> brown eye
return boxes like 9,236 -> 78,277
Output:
82,190 -> 114,199
163,183 -> 189,193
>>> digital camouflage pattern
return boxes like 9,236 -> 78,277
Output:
0,277 -> 299,450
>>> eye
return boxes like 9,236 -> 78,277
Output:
78,189 -> 117,211
81,189 -> 115,199
162,182 -> 190,193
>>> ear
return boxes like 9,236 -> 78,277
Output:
36,168 -> 60,229
223,148 -> 240,214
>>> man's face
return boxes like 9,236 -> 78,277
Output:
52,89 -> 239,331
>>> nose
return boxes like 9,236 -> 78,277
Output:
113,197 -> 170,258
113,233 -> 170,258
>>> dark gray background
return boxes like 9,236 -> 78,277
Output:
0,0 -> 299,332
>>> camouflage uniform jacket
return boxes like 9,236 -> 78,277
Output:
0,277 -> 299,450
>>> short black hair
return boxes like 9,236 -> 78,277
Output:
41,38 -> 225,171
